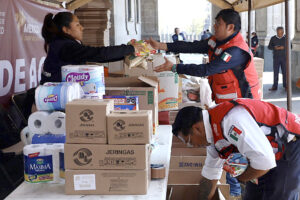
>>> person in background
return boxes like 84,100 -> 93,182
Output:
172,27 -> 186,42
172,98 -> 300,200
268,26 -> 287,91
251,32 -> 259,56
41,12 -> 144,84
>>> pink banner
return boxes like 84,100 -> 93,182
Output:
0,0 -> 65,104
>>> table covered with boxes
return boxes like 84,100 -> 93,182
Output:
6,45 -> 232,199
6,125 -> 173,200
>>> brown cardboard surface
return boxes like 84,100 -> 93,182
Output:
107,110 -> 152,144
65,99 -> 114,144
157,72 -> 179,111
65,169 -> 149,195
105,76 -> 158,132
168,170 -> 203,185
167,184 -> 230,200
171,147 -> 207,156
65,144 -> 149,170
170,156 -> 206,170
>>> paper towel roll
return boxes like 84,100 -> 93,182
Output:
61,65 -> 105,97
45,144 -> 60,183
28,111 -> 50,134
47,112 -> 65,134
35,82 -> 82,111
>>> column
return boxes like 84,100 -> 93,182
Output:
141,0 -> 159,40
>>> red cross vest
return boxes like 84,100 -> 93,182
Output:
207,33 -> 261,104
208,98 -> 300,160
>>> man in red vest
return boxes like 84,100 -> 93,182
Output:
147,9 -> 261,104
172,98 -> 300,200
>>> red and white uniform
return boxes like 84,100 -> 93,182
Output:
201,99 -> 300,180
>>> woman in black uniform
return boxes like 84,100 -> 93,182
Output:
40,11 -> 143,84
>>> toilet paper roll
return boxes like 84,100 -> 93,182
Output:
62,65 -> 105,96
28,111 -> 50,134
53,144 -> 65,179
47,112 -> 65,135
20,126 -> 32,145
23,144 -> 64,183
23,144 -> 48,183
45,144 -> 60,183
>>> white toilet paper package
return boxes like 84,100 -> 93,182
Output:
35,82 -> 82,111
23,144 -> 64,183
28,111 -> 66,134
61,65 -> 105,98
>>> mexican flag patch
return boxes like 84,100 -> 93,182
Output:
221,52 -> 232,62
228,125 -> 242,142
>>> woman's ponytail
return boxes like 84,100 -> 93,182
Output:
42,13 -> 58,52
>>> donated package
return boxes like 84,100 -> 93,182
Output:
105,76 -> 158,133
103,95 -> 139,110
65,168 -> 150,195
107,110 -> 152,144
65,99 -> 114,144
64,143 -> 150,170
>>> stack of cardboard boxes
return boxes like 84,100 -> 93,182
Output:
167,136 -> 230,200
64,99 -> 153,195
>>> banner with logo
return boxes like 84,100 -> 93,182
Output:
0,0 -> 65,104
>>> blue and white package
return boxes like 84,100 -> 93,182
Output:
31,133 -> 65,144
35,82 -> 82,111
61,65 -> 105,98
103,95 -> 139,110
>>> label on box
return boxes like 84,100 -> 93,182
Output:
103,95 -> 139,110
99,157 -> 137,167
70,130 -> 105,139
74,174 -> 96,191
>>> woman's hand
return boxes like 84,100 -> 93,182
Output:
146,37 -> 168,51
153,57 -> 173,72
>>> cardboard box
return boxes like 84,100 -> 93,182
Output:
103,95 -> 139,110
168,170 -> 203,184
107,110 -> 152,144
157,72 -> 179,111
105,76 -> 158,132
170,156 -> 206,170
167,184 -> 230,200
171,147 -> 207,156
65,99 -> 114,144
65,143 -> 149,170
124,61 -> 155,77
65,168 -> 149,195
253,57 -> 264,98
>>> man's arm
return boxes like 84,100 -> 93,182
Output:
175,47 -> 249,77
237,166 -> 269,182
154,47 -> 250,76
167,39 -> 209,54
198,178 -> 218,200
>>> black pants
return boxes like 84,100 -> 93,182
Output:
272,57 -> 286,88
244,138 -> 300,200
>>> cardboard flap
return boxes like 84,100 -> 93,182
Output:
138,76 -> 158,88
